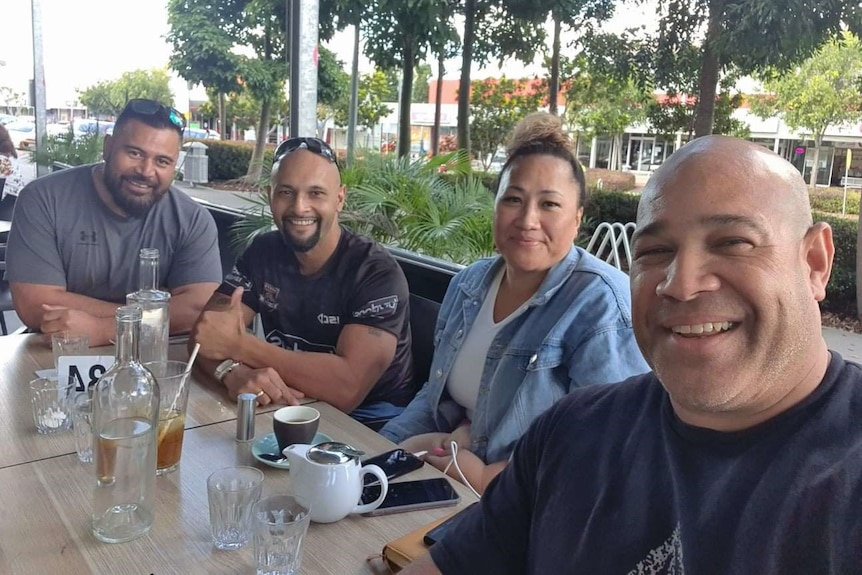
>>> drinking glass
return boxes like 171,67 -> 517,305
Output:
207,466 -> 264,550
30,376 -> 75,434
253,494 -> 311,575
51,332 -> 90,372
144,360 -> 190,475
72,392 -> 93,462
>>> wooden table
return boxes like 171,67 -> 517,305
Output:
0,334 -> 478,574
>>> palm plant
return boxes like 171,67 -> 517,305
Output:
340,150 -> 495,264
230,150 -> 496,266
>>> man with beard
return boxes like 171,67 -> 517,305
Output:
402,136 -> 862,574
189,137 -> 415,423
6,99 -> 222,345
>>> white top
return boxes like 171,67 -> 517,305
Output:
446,267 -> 530,419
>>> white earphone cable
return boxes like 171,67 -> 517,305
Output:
443,441 -> 481,499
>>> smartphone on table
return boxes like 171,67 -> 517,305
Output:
362,448 -> 424,485
361,477 -> 461,516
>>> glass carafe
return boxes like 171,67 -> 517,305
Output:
91,305 -> 160,544
127,248 -> 170,364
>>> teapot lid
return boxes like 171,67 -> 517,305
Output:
307,442 -> 365,464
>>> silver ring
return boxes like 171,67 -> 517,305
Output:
255,390 -> 266,398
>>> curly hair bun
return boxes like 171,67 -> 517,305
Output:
506,112 -> 574,157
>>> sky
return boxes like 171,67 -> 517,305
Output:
1,0 -> 657,110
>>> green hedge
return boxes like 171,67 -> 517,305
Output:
576,202 -> 857,319
817,213 -> 857,317
199,140 -> 275,181
584,168 -> 636,192
810,190 -> 860,216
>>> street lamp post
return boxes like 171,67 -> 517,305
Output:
31,0 -> 48,176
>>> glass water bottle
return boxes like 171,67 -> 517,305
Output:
127,248 -> 170,364
91,305 -> 160,544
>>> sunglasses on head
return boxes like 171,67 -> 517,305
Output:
121,99 -> 186,132
274,137 -> 338,168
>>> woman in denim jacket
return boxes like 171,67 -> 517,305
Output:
380,113 -> 648,494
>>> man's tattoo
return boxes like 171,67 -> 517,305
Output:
368,327 -> 384,337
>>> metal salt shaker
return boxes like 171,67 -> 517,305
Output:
236,392 -> 256,442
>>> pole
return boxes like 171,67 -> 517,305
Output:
288,0 -> 319,139
346,24 -> 360,166
31,0 -> 48,176
843,148 -> 852,215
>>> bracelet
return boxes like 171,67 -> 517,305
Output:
213,359 -> 242,382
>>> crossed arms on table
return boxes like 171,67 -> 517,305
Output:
188,286 -> 397,413
11,281 -> 219,346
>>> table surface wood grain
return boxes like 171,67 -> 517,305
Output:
0,334 -> 477,574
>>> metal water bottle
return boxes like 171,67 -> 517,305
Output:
91,305 -> 160,544
127,248 -> 170,364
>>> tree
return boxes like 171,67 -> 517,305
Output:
362,0 -> 456,157
412,63 -> 432,103
510,0 -> 614,116
564,57 -> 649,170
317,46 -> 352,139
650,0 -> 862,138
167,0 -> 287,181
752,34 -> 862,189
470,78 -> 542,169
334,71 -> 393,134
457,1 -> 547,152
78,69 -> 174,118
0,87 -> 27,114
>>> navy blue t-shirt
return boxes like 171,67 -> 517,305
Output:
218,227 -> 415,407
432,352 -> 862,574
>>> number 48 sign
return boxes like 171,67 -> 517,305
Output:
57,355 -> 114,392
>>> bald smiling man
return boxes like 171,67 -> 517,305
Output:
403,136 -> 862,575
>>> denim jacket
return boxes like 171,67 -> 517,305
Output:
380,245 -> 649,464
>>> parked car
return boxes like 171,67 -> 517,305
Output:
5,120 -> 35,150
47,122 -> 72,137
183,127 -> 220,140
0,114 -> 15,126
74,119 -> 114,139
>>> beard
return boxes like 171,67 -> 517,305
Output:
102,162 -> 169,217
280,217 -> 322,253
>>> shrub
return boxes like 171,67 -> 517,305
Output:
30,129 -> 103,167
201,140 -> 275,181
817,213 -> 857,317
809,189 -> 860,215
584,190 -> 640,227
585,168 -> 636,192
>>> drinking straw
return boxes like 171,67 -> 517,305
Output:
157,343 -> 200,443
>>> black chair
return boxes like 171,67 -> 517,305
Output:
408,293 -> 441,390
361,293 -> 441,433
0,243 -> 13,335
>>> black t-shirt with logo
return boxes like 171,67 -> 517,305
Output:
432,352 -> 862,574
218,227 -> 415,407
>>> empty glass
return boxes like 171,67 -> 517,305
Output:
30,376 -> 75,434
253,494 -> 311,575
72,393 -> 93,463
51,332 -> 90,373
207,466 -> 264,550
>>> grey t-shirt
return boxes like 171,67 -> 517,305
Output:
5,164 -> 222,302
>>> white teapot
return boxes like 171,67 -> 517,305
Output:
284,441 -> 389,523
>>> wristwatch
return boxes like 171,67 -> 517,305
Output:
214,359 -> 242,382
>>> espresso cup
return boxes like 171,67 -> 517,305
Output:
273,406 -> 320,453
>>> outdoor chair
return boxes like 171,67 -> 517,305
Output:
0,243 -> 13,335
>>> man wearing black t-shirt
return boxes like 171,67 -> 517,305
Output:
190,137 -> 414,422
404,136 -> 862,574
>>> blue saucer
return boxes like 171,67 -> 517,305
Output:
251,432 -> 333,469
